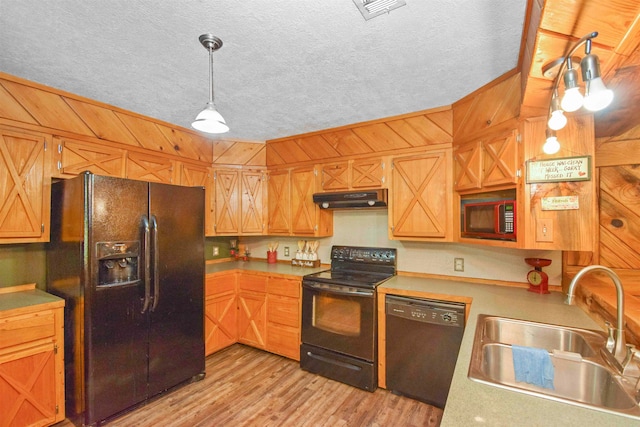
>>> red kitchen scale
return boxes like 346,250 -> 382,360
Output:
525,258 -> 551,294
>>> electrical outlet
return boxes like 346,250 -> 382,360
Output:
284,246 -> 290,257
454,258 -> 465,272
213,246 -> 219,256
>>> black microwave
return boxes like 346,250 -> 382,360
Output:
461,200 -> 516,241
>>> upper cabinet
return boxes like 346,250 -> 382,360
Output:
389,148 -> 453,241
268,166 -> 333,237
267,169 -> 291,235
211,168 -> 267,236
53,136 -> 126,179
291,167 -> 333,236
454,128 -> 519,192
319,157 -> 387,192
0,126 -> 51,243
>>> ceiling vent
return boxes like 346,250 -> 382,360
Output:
352,0 -> 407,20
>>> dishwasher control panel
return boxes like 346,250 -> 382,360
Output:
386,295 -> 465,328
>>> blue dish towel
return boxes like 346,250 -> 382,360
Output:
512,345 -> 554,390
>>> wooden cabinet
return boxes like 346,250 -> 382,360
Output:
291,166 -> 333,236
265,277 -> 301,360
268,167 -> 332,237
0,285 -> 65,427
52,136 -> 126,179
267,170 -> 291,234
237,274 -> 267,349
205,271 -> 302,361
320,157 -> 386,192
389,149 -> 453,241
205,272 -> 237,356
179,163 -> 214,236
0,126 -> 51,243
212,168 -> 266,236
454,128 -> 519,192
126,151 -> 175,184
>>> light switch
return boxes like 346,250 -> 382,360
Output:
536,219 -> 554,242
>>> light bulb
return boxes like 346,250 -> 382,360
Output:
543,135 -> 560,155
561,87 -> 583,112
192,102 -> 229,133
583,77 -> 614,111
547,109 -> 567,131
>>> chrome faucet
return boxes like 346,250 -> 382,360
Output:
565,265 -> 627,364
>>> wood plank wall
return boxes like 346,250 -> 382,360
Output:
266,107 -> 453,168
0,72 -> 265,168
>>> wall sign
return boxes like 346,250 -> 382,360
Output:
541,196 -> 579,211
526,156 -> 591,183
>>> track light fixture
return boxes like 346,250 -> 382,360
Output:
541,32 -> 613,152
192,34 -> 229,134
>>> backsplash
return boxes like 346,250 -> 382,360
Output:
240,210 -> 562,285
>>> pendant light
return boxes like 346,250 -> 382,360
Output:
192,34 -> 229,134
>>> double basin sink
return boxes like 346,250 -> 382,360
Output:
468,315 -> 640,418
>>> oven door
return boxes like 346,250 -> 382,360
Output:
301,280 -> 376,361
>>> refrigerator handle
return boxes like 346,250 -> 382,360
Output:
151,215 -> 160,312
141,215 -> 152,314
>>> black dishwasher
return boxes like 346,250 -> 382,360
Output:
385,295 -> 465,408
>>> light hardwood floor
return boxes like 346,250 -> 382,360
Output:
57,344 -> 443,426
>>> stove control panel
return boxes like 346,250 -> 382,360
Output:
331,245 -> 396,266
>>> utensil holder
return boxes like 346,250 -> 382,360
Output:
267,251 -> 277,264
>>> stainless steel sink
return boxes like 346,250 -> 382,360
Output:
468,314 -> 640,418
482,315 -> 605,357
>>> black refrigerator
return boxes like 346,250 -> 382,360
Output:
47,172 -> 205,426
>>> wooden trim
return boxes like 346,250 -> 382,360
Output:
0,283 -> 36,294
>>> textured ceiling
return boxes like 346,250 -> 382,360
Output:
0,1 -> 527,142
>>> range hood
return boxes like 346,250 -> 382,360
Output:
313,189 -> 388,209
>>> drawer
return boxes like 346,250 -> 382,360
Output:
238,274 -> 267,293
267,277 -> 300,298
267,295 -> 299,327
0,310 -> 55,349
206,274 -> 236,297
267,325 -> 299,360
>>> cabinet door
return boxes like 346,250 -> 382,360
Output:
54,136 -> 126,178
180,164 -> 214,235
205,293 -> 237,356
391,150 -> 452,240
237,291 -> 266,349
126,151 -> 175,183
351,158 -> 385,189
321,162 -> 349,191
482,129 -> 519,187
290,167 -> 318,235
0,342 -> 58,427
454,140 -> 482,191
240,170 -> 266,234
0,128 -> 50,242
213,169 -> 240,235
267,170 -> 291,235
205,273 -> 237,356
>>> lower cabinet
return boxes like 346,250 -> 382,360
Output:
237,274 -> 267,349
205,271 -> 301,361
205,272 -> 238,356
0,286 -> 65,427
266,277 -> 301,360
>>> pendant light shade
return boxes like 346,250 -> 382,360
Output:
192,34 -> 229,134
